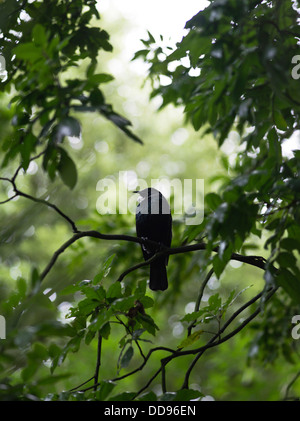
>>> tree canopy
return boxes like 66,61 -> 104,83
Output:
0,0 -> 300,402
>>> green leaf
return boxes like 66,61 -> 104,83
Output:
273,109 -> 288,130
106,281 -> 122,299
21,363 -> 39,382
120,345 -> 134,369
57,147 -> 78,189
60,283 -> 82,295
55,117 -> 81,143
89,308 -> 112,332
139,295 -> 154,309
183,220 -> 206,242
94,255 -> 115,284
282,342 -> 296,364
77,298 -> 97,316
13,42 -> 41,61
280,238 -> 300,252
136,313 -> 159,336
208,293 -> 222,310
177,330 -> 203,348
276,268 -> 300,303
108,392 -> 136,401
132,49 -> 149,61
84,329 -> 96,345
30,267 -> 40,290
158,392 -> 176,401
181,310 -> 203,323
276,252 -> 296,269
173,388 -> 203,401
111,296 -> 135,312
134,279 -> 147,298
17,277 -> 27,298
96,381 -> 116,401
83,284 -> 106,302
32,24 -> 48,46
205,192 -> 222,210
89,73 -> 114,85
132,329 -> 146,340
137,391 -> 157,401
212,254 -> 227,278
99,322 -> 111,340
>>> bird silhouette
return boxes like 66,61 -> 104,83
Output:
135,188 -> 172,291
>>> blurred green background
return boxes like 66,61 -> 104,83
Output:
0,0 -> 299,401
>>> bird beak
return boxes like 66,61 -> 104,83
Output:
133,190 -> 140,194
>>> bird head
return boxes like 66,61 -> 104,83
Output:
134,188 -> 170,215
133,187 -> 161,199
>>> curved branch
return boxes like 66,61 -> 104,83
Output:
0,192 -> 18,204
117,243 -> 267,283
79,345 -> 177,394
17,189 -> 79,232
187,267 -> 214,336
107,285 -> 277,399
132,286 -> 278,396
39,230 -> 157,281
40,230 -> 268,283
0,149 -> 79,232
40,226 -> 269,284
180,286 -> 278,389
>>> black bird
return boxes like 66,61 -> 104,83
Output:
135,188 -> 172,291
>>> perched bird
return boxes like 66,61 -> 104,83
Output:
135,188 -> 172,291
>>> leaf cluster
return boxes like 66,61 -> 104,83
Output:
1,0 -> 142,189
138,0 -> 300,303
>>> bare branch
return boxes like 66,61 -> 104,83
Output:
187,267 -> 214,336
0,149 -> 79,232
180,286 -> 278,389
117,243 -> 267,283
40,227 -> 269,285
94,332 -> 102,390
0,193 -> 18,205
133,286 -> 277,396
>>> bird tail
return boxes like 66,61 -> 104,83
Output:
149,258 -> 168,291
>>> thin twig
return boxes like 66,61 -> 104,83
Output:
69,376 -> 94,392
80,346 -> 177,393
180,286 -> 277,389
132,365 -> 163,399
16,189 -> 79,232
0,193 -> 18,205
0,149 -> 79,232
39,230 -> 155,281
284,370 -> 300,400
187,267 -> 214,336
133,286 -> 277,396
161,361 -> 167,394
94,332 -> 103,390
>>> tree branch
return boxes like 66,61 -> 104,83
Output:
180,286 -> 278,389
40,229 -> 268,284
117,243 -> 267,283
94,332 -> 102,390
0,149 -> 79,232
133,285 -> 277,396
187,267 -> 214,336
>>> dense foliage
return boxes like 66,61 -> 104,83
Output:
0,0 -> 300,401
